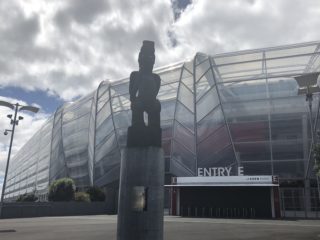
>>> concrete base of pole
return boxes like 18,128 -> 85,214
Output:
117,147 -> 164,240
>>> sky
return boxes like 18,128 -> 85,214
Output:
1,0 -> 320,195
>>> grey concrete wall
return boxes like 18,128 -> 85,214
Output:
0,202 -> 113,219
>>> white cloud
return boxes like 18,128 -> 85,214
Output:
1,0 -> 320,101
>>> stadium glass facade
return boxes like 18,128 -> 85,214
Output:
3,41 -> 320,217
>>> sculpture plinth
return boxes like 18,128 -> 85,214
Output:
117,148 -> 164,240
127,125 -> 161,147
117,40 -> 164,240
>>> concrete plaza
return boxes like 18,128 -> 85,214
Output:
0,215 -> 319,240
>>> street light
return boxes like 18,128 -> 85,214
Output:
0,101 -> 39,216
294,72 -> 320,200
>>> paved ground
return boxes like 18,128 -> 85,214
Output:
0,215 -> 320,240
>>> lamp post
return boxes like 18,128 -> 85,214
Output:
0,100 -> 39,216
294,72 -> 320,201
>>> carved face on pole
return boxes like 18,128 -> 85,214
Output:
138,40 -> 155,73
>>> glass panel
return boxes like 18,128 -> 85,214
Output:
157,67 -> 182,84
112,94 -> 130,112
161,120 -> 173,139
235,142 -> 271,162
197,145 -> 236,172
268,77 -> 298,98
175,102 -> 194,133
229,121 -> 269,142
223,100 -> 269,122
270,97 -> 306,118
174,122 -> 195,153
265,44 -> 317,58
95,117 -> 114,146
195,59 -> 210,81
270,117 -> 303,141
95,133 -> 118,163
272,140 -> 304,161
96,100 -> 111,127
113,110 -> 131,129
197,126 -> 231,162
178,83 -> 194,112
110,82 -> 129,96
213,52 -> 263,65
197,106 -> 224,143
196,87 -> 219,122
218,79 -> 267,103
266,56 -> 310,75
242,162 -> 272,175
181,67 -> 194,90
216,60 -> 263,82
273,161 -> 304,178
196,75 -> 211,101
158,82 -> 179,101
161,99 -> 176,121
172,141 -> 196,173
184,60 -> 194,74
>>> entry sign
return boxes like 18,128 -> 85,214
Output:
197,167 -> 244,177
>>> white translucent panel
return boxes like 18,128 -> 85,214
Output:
97,90 -> 109,111
195,59 -> 211,81
111,82 -> 129,96
223,99 -> 269,122
112,94 -> 130,112
63,104 -> 92,125
96,117 -> 114,146
272,140 -> 304,161
181,68 -> 194,91
96,101 -> 111,127
172,140 -> 196,174
266,56 -> 310,74
308,54 -> 320,72
216,60 -> 263,82
98,81 -> 110,97
184,60 -> 194,74
62,114 -> 90,137
270,96 -> 306,115
229,120 -> 269,142
174,122 -> 195,153
178,83 -> 194,112
63,130 -> 88,154
270,117 -> 303,141
273,160 -> 304,178
265,44 -> 317,59
197,106 -> 224,143
196,87 -> 219,122
175,102 -> 194,133
268,77 -> 298,98
161,99 -> 176,121
195,54 -> 208,65
158,82 -> 179,100
157,67 -> 182,84
242,162 -> 272,176
95,133 -> 118,163
213,52 -> 263,65
196,71 -> 215,101
161,120 -> 174,139
235,142 -> 271,162
218,79 -> 267,102
113,110 -> 131,129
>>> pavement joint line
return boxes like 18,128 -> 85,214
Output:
164,218 -> 320,227
0,230 -> 16,233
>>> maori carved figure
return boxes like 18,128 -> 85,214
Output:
127,41 -> 162,147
